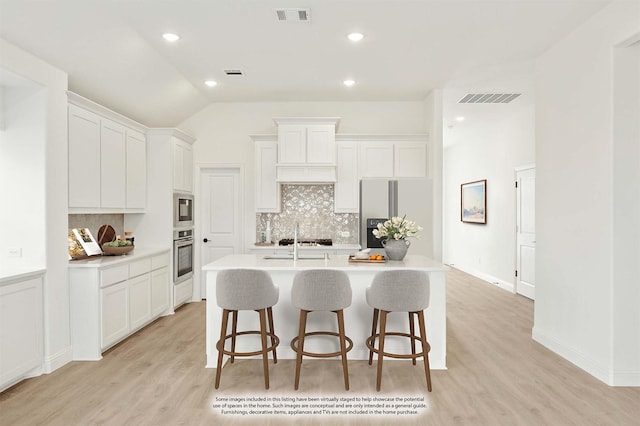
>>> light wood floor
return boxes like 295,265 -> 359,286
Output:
1,268 -> 638,425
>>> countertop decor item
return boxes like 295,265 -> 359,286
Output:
372,215 -> 422,261
102,245 -> 134,256
102,240 -> 134,256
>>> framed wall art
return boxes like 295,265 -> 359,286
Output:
461,179 -> 487,224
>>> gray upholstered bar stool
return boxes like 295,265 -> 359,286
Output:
365,270 -> 432,392
215,269 -> 280,390
291,269 -> 353,390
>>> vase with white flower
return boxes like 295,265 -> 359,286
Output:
372,215 -> 422,260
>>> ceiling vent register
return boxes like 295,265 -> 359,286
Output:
276,8 -> 310,22
224,69 -> 243,76
458,93 -> 521,104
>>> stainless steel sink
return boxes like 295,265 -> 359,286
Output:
262,254 -> 326,260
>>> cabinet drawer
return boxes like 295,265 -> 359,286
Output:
129,258 -> 152,278
101,265 -> 129,288
151,253 -> 170,270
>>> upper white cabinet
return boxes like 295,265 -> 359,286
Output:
68,104 -> 101,208
274,117 -> 339,182
172,137 -> 194,193
68,92 -> 147,213
360,139 -> 427,179
126,130 -> 147,209
334,142 -> 359,213
253,135 -> 281,213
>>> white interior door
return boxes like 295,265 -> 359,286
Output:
200,167 -> 243,298
516,166 -> 536,300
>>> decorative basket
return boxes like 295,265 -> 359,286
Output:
102,245 -> 134,256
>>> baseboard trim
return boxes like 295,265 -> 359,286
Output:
43,346 -> 73,373
532,327 -> 611,385
447,264 -> 515,293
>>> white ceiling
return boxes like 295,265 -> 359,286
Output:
0,0 -> 610,127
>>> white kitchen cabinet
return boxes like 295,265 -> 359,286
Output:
100,280 -> 130,349
68,92 -> 147,213
334,142 -> 360,213
360,142 -> 395,178
151,266 -> 170,317
360,140 -> 427,179
276,123 -> 337,164
0,272 -> 44,392
126,129 -> 147,210
173,138 -> 194,193
68,104 -> 101,209
100,119 -> 126,208
129,274 -> 152,331
253,137 -> 281,212
69,248 -> 171,360
274,117 -> 340,183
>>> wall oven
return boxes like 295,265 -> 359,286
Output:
173,228 -> 193,284
174,193 -> 194,229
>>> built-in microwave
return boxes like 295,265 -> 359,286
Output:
174,193 -> 194,229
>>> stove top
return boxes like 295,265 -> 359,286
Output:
278,238 -> 333,246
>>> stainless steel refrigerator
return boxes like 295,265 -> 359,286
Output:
359,179 -> 432,256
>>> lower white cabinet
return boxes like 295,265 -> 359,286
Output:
129,273 -> 152,331
0,272 -> 44,391
101,280 -> 130,349
70,249 -> 170,360
151,267 -> 170,316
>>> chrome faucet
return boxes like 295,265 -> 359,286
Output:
293,222 -> 299,261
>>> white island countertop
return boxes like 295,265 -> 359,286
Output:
203,253 -> 448,272
203,254 -> 448,370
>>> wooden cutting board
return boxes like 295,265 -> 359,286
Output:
348,255 -> 386,263
97,225 -> 116,248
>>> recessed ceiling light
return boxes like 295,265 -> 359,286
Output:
204,80 -> 217,88
162,33 -> 180,42
347,32 -> 364,42
456,116 -> 465,122
343,80 -> 355,87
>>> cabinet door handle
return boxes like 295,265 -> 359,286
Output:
203,238 -> 209,243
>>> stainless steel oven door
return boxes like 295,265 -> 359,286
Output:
173,237 -> 193,284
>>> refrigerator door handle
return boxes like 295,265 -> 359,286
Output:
389,180 -> 398,217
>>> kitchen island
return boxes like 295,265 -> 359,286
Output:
203,254 -> 449,369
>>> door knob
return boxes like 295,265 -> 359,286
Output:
203,238 -> 209,243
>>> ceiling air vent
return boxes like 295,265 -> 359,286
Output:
276,8 -> 310,22
458,93 -> 522,104
224,69 -> 243,76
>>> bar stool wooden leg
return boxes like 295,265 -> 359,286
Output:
409,312 -> 416,366
336,309 -> 350,390
368,308 -> 379,365
215,309 -> 230,389
258,308 -> 270,389
267,307 -> 278,364
294,310 -> 308,390
230,310 -> 238,364
417,310 -> 432,392
376,310 -> 388,392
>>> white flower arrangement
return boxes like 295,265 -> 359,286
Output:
372,215 -> 423,240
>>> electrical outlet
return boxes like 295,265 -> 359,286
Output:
340,231 -> 350,238
7,247 -> 22,257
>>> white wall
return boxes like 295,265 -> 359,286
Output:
0,39 -> 71,372
424,90 -> 444,261
533,1 -> 640,386
442,91 -> 535,289
179,101 -> 428,250
0,83 -> 46,268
